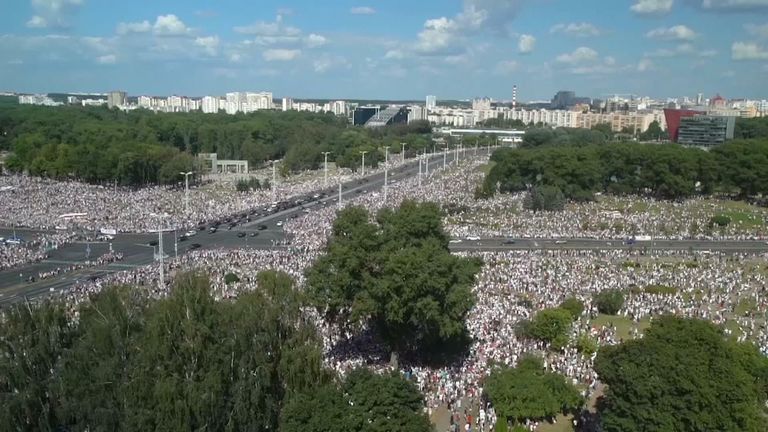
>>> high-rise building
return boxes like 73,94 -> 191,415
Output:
330,100 -> 348,116
107,90 -> 126,108
202,96 -> 220,113
137,96 -> 153,109
426,95 -> 437,110
282,97 -> 294,111
678,115 -> 736,147
472,97 -> 492,111
663,109 -> 706,142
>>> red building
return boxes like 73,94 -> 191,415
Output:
664,108 -> 705,143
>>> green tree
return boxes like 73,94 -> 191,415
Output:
485,356 -> 583,426
305,200 -> 482,362
594,290 -> 625,315
526,308 -> 573,350
523,185 -> 566,212
595,316 -> 768,432
559,297 -> 585,320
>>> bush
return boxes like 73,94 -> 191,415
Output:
559,297 -> 584,320
528,308 -> 573,347
235,179 -> 249,192
643,284 -> 677,295
224,272 -> 240,285
709,215 -> 731,227
576,334 -> 598,356
496,420 -> 510,432
523,185 -> 565,212
594,290 -> 625,315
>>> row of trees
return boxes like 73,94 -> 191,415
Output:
0,105 -> 434,185
482,140 -> 768,200
0,271 -> 432,432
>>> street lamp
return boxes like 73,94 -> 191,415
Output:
360,150 -> 368,177
400,142 -> 407,163
383,146 -> 390,166
179,171 -> 193,214
271,160 -> 277,203
321,151 -> 332,187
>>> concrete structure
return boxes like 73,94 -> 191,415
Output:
441,128 -> 525,143
472,97 -> 492,111
408,106 -> 427,123
197,153 -> 249,174
364,106 -> 409,128
426,95 -> 437,110
201,96 -> 220,113
664,108 -> 706,142
107,91 -> 126,108
282,97 -> 293,111
678,115 -> 736,147
352,106 -> 380,125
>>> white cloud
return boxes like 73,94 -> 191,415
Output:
518,34 -> 536,54
153,14 -> 191,36
229,52 -> 242,63
313,55 -> 349,73
745,23 -> 768,38
692,0 -> 768,12
550,22 -> 601,37
646,25 -> 697,41
631,0 -> 674,15
305,33 -> 327,48
263,48 -> 300,61
116,20 -> 151,35
26,16 -> 48,28
637,58 -> 655,71
27,0 -> 83,29
234,15 -> 301,36
494,60 -> 519,74
645,43 -> 716,57
732,41 -> 768,60
556,46 -> 598,63
96,54 -> 116,64
350,6 -> 376,15
195,36 -> 219,56
384,49 -> 405,59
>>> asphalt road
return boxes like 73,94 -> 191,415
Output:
2,147 -> 767,304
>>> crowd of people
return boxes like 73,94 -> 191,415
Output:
7,150 -> 768,431
0,231 -> 76,272
35,250 -> 124,281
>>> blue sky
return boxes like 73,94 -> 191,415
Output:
1,0 -> 768,100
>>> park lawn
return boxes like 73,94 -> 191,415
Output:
590,315 -> 651,341
724,320 -> 743,338
735,298 -> 757,316
536,415 -> 575,432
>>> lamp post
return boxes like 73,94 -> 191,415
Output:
360,151 -> 368,177
384,165 -> 388,203
400,142 -> 406,163
383,146 -> 390,166
418,152 -> 423,187
271,160 -> 277,203
179,171 -> 193,214
321,152 -> 331,187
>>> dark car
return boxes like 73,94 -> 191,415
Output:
237,232 -> 246,238
502,239 -> 516,245
148,240 -> 158,246
179,235 -> 188,242
189,243 -> 202,250
258,224 -> 268,230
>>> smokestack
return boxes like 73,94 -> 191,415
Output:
512,85 -> 517,109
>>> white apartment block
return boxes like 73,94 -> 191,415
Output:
426,95 -> 437,111
472,97 -> 492,111
18,94 -> 61,106
201,96 -> 219,114
282,97 -> 294,111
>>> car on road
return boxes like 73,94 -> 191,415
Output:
250,232 -> 258,237
148,240 -> 158,246
189,243 -> 201,250
502,239 -> 516,245
466,236 -> 481,241
209,227 -> 217,234
185,230 -> 197,237
276,220 -> 284,227
554,240 -> 567,245
449,239 -> 463,244
258,224 -> 267,230
178,235 -> 188,242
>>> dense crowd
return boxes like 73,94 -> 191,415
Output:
0,232 -> 76,272
8,150 -> 768,431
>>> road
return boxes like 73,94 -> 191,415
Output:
2,148 -> 767,304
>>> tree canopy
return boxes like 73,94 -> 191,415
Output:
0,270 -> 335,432
485,355 -> 583,427
305,200 -> 482,361
595,316 -> 768,432
483,140 -> 768,200
0,105 -> 434,185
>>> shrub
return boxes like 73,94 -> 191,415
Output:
709,214 -> 731,227
576,334 -> 598,356
559,297 -> 584,320
594,290 -> 625,315
643,284 -> 677,295
224,272 -> 240,285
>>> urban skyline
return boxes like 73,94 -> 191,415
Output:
2,0 -> 768,100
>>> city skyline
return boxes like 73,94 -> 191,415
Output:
2,0 -> 768,100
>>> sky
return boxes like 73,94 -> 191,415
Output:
1,0 -> 768,101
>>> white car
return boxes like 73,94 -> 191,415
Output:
449,239 -> 463,244
276,220 -> 284,227
185,230 -> 197,237
554,240 -> 567,245
466,236 -> 481,241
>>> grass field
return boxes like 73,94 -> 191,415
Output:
590,315 -> 651,341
